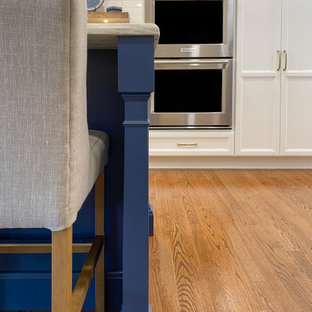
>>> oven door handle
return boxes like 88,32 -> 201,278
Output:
154,59 -> 230,70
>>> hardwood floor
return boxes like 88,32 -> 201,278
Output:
149,170 -> 312,312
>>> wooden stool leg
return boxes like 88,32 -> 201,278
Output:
52,226 -> 73,312
95,170 -> 105,312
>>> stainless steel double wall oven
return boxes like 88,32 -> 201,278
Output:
146,0 -> 235,128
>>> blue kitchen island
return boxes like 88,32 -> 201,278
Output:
0,23 -> 159,312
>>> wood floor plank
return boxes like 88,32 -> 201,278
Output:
149,170 -> 312,312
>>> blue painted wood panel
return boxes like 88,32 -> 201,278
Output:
118,36 -> 154,312
87,49 -> 124,310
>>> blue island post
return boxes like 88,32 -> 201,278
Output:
118,35 -> 155,312
87,24 -> 159,311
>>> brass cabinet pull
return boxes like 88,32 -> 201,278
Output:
283,50 -> 288,71
277,50 -> 282,71
177,142 -> 198,147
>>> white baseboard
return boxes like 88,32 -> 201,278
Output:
149,156 -> 312,169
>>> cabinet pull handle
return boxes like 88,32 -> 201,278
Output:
177,142 -> 198,147
277,50 -> 282,71
283,50 -> 288,71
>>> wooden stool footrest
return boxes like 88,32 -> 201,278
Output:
0,243 -> 91,254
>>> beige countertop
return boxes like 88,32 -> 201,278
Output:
87,23 -> 160,49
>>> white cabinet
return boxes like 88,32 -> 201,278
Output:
236,0 -> 312,156
149,130 -> 234,156
280,0 -> 312,155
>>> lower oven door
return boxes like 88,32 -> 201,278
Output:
149,59 -> 233,128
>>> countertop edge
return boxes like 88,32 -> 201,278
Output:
87,23 -> 160,50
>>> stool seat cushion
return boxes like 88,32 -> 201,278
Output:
0,129 -> 109,232
88,130 -> 109,192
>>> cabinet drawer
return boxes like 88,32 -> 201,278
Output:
149,130 -> 234,156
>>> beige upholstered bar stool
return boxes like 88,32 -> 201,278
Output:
0,1 -> 108,311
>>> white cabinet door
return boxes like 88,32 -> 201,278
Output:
280,0 -> 312,155
235,0 -> 282,155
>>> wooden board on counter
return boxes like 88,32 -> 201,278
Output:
88,12 -> 130,23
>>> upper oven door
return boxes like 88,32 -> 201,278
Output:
150,59 -> 233,128
151,0 -> 234,58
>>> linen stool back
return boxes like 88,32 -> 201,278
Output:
0,0 -> 90,231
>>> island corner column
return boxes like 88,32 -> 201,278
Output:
118,35 -> 155,312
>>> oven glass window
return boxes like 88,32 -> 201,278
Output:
155,1 -> 223,44
154,69 -> 223,113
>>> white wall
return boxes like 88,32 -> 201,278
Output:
97,0 -> 145,23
